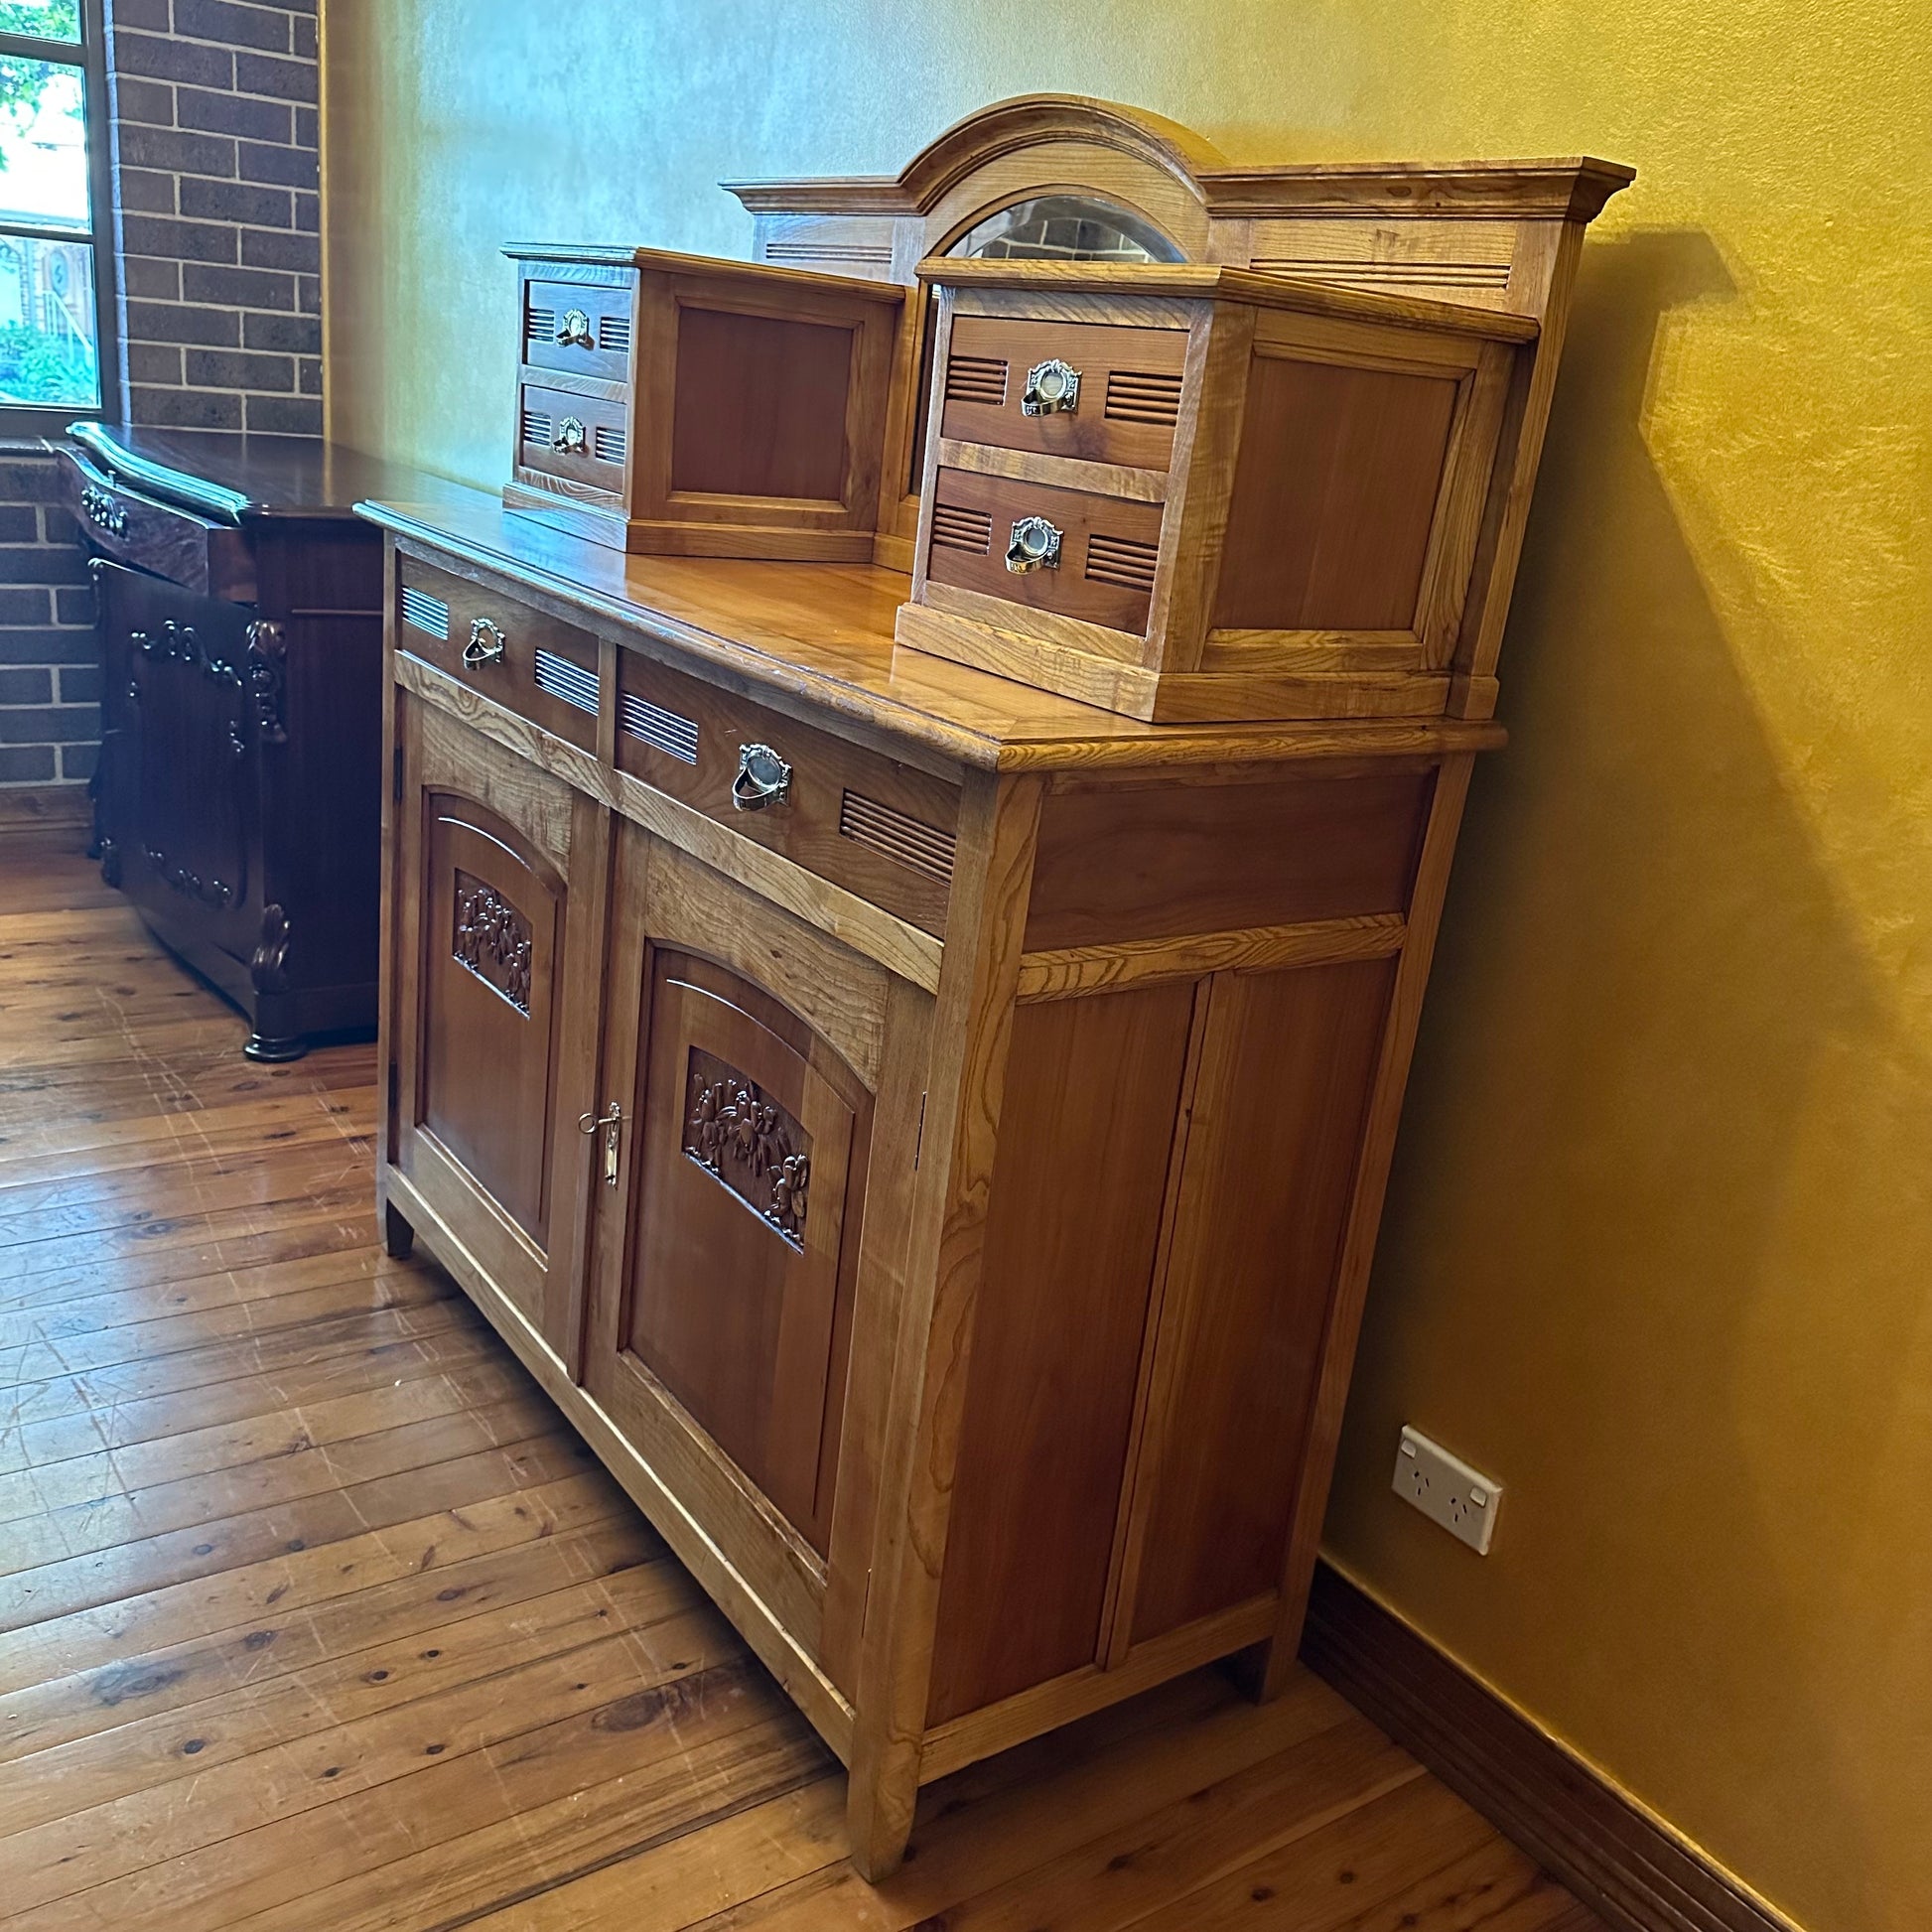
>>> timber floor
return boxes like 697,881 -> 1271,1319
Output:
0,826 -> 1603,1932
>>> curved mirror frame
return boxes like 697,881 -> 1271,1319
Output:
948,195 -> 1183,264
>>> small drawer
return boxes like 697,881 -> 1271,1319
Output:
614,652 -> 959,937
395,557 -> 602,751
516,382 -> 630,495
923,468 -> 1165,638
61,447 -> 255,601
940,317 -> 1189,472
522,275 -> 635,382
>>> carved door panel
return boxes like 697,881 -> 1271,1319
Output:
390,694 -> 608,1372
586,823 -> 914,1596
97,562 -> 259,959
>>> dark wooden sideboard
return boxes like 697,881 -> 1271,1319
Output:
59,423 -> 448,1058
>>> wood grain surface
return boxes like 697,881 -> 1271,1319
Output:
0,826 -> 1602,1932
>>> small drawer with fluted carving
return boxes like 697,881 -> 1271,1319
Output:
515,382 -> 630,500
614,648 -> 961,938
394,554 -> 603,752
940,316 -> 1190,473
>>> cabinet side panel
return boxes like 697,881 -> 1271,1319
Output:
1210,356 -> 1458,632
925,980 -> 1195,1724
1025,768 -> 1433,951
670,307 -> 854,502
1129,955 -> 1396,1644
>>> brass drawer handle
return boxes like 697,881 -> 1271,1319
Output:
1005,515 -> 1062,574
1021,357 -> 1081,416
555,308 -> 595,349
551,416 -> 588,455
731,742 -> 791,812
462,618 -> 506,668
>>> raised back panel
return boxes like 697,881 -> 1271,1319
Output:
1212,356 -> 1460,633
670,307 -> 854,502
927,979 -> 1196,1722
1245,216 -> 1520,309
419,795 -> 564,1248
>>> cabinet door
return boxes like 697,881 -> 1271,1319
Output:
95,560 -> 259,959
389,692 -> 608,1372
586,822 -> 923,1628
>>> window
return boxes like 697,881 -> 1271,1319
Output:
0,0 -> 113,429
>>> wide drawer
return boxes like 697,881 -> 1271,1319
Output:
924,467 -> 1165,638
614,650 -> 959,937
940,316 -> 1189,472
60,446 -> 255,601
394,555 -> 602,751
516,381 -> 630,496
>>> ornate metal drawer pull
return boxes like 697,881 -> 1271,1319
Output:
551,416 -> 588,455
462,617 -> 506,668
555,308 -> 595,348
80,484 -> 129,537
1006,514 -> 1062,574
578,1102 -> 622,1186
1021,357 -> 1081,416
731,742 -> 791,812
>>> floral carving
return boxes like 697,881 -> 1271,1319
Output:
245,620 -> 287,746
683,1048 -> 810,1247
452,873 -> 532,1014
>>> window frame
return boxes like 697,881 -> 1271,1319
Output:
0,0 -> 118,438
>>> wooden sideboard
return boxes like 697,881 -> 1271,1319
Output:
369,95 -> 1628,1882
60,423 -> 446,1058
366,486 -> 1503,1877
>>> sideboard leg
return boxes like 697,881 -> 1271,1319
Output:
383,1198 -> 415,1261
845,1756 -> 917,1884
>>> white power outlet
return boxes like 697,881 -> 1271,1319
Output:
1393,1425 -> 1502,1555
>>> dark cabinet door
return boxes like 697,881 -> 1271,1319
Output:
389,693 -> 609,1373
95,560 -> 259,962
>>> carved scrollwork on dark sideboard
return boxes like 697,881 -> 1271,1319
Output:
682,1048 -> 811,1248
245,620 -> 288,745
452,872 -> 533,1014
250,903 -> 292,996
142,844 -> 235,908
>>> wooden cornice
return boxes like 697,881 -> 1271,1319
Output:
724,95 -> 1634,228
725,92 -> 1227,217
1198,156 -> 1637,223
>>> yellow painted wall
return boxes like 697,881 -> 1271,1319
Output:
322,7 -> 1932,1929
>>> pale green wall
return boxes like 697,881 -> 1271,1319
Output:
324,9 -> 1932,1929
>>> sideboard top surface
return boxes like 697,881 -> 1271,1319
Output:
71,421 -> 462,526
361,487 -> 1507,774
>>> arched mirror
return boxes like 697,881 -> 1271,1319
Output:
948,195 -> 1183,264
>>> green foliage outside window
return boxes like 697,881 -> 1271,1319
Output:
0,5 -> 83,149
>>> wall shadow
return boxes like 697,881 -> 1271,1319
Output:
1328,225 -> 1932,1932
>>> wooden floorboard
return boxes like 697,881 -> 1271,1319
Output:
0,833 -> 1605,1931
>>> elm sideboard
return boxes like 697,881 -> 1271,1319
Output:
370,97 -> 1628,1879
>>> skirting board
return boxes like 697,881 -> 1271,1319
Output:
0,783 -> 91,830
1300,1561 -> 1801,1932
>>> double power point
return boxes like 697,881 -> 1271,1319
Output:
1393,1425 -> 1502,1555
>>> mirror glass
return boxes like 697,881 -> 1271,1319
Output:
949,196 -> 1183,264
